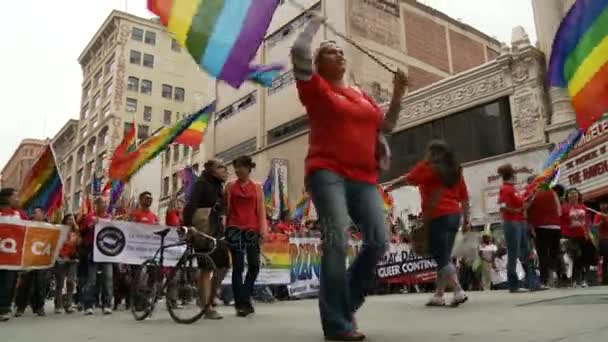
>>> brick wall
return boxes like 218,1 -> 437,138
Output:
486,47 -> 500,61
408,65 -> 444,91
404,10 -> 450,73
449,29 -> 486,73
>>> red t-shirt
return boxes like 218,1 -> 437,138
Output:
296,74 -> 383,184
593,213 -> 608,240
406,161 -> 469,219
0,208 -> 28,219
132,209 -> 159,225
81,212 -> 112,246
527,190 -> 561,228
498,183 -> 525,222
561,203 -> 589,238
165,210 -> 182,227
226,180 -> 261,231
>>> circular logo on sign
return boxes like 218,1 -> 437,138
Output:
96,226 -> 126,257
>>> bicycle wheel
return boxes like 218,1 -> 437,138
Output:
166,252 -> 207,324
130,259 -> 160,321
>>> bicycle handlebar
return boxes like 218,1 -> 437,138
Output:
180,226 -> 224,255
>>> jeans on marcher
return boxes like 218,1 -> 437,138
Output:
429,214 -> 461,273
0,270 -> 17,315
54,261 -> 78,310
600,239 -> 608,285
226,227 -> 260,309
503,221 -> 530,290
535,228 -> 562,285
82,262 -> 113,310
15,270 -> 49,312
307,170 -> 388,336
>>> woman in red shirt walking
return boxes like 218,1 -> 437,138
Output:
386,141 -> 470,307
225,156 -> 267,317
561,188 -> 595,287
291,13 -> 407,341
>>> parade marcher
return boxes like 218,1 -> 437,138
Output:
15,207 -> 50,317
386,141 -> 470,306
131,191 -> 159,225
526,176 -> 562,287
0,188 -> 29,322
54,214 -> 81,314
224,156 -> 267,318
561,188 -> 595,287
80,197 -> 114,315
479,233 -> 497,291
594,201 -> 608,285
166,198 -> 184,227
183,159 -> 231,320
291,12 -> 407,341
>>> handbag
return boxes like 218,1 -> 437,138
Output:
411,188 -> 443,256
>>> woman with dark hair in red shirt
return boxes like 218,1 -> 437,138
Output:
386,140 -> 470,307
561,188 -> 595,287
291,13 -> 407,341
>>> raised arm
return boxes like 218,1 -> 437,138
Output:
381,70 -> 408,133
291,15 -> 324,82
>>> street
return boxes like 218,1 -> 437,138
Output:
2,287 -> 608,342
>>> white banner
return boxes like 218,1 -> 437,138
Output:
93,220 -> 186,266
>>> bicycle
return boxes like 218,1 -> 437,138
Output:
130,227 -> 221,324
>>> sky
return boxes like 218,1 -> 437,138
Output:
0,0 -> 537,169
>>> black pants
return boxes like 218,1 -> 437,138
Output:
568,238 -> 597,284
15,270 -> 49,313
226,227 -> 261,309
600,239 -> 608,285
0,270 -> 17,315
535,228 -> 562,285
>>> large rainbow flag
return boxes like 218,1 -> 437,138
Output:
147,0 -> 283,88
548,0 -> 608,130
174,110 -> 209,147
19,145 -> 63,217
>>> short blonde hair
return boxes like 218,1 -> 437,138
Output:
314,40 -> 340,65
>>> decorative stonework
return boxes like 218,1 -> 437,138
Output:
110,23 -> 129,151
511,88 -> 543,145
511,57 -> 532,84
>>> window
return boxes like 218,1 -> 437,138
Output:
76,169 -> 84,186
73,191 -> 81,210
174,87 -> 185,102
92,92 -> 100,109
164,149 -> 171,166
99,127 -> 109,146
145,31 -> 156,45
143,106 -> 152,122
127,76 -> 139,91
171,39 -> 181,52
80,126 -> 87,140
101,104 -> 110,118
216,138 -> 256,163
380,97 -> 515,183
81,104 -> 89,120
103,80 -> 113,98
164,110 -> 172,125
105,56 -> 115,75
268,70 -> 295,96
163,177 -> 170,196
267,115 -> 309,144
143,53 -> 154,68
162,84 -> 173,99
137,124 -> 149,140
129,50 -> 141,65
126,98 -> 137,112
141,80 -> 152,95
124,122 -> 134,135
91,116 -> 98,130
173,145 -> 180,163
97,152 -> 107,172
131,27 -> 143,42
215,91 -> 257,122
93,70 -> 102,87
172,173 -> 178,194
65,177 -> 72,193
183,146 -> 190,158
83,83 -> 91,100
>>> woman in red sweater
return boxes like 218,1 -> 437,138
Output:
387,141 -> 470,307
291,14 -> 407,341
225,155 -> 267,317
561,188 -> 595,287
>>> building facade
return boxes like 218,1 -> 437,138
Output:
60,10 -> 214,212
51,119 -> 79,207
1,139 -> 46,190
204,0 -> 503,209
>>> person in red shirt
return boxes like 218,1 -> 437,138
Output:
54,213 -> 80,314
561,188 -> 595,287
225,156 -> 267,317
165,199 -> 184,227
387,140 -> 470,307
130,191 -> 159,225
497,164 -> 532,293
291,14 -> 407,342
594,201 -> 608,285
0,188 -> 28,321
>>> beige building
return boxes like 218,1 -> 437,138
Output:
51,119 -> 79,207
203,0 -> 503,209
1,139 -> 46,190
59,10 -> 214,212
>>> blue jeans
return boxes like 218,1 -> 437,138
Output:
82,262 -> 113,310
307,170 -> 388,336
226,227 -> 261,309
429,214 -> 461,274
503,221 -> 530,290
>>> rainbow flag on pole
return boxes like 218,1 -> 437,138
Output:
548,0 -> 608,130
174,110 -> 209,147
19,145 -> 63,217
147,0 -> 283,88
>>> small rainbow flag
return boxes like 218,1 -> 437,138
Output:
109,103 -> 216,183
548,0 -> 608,130
292,190 -> 310,223
19,145 -> 63,217
147,0 -> 283,88
174,110 -> 209,147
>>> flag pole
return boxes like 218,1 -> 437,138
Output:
47,141 -> 65,218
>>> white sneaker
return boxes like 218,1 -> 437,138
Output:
0,313 -> 10,322
84,308 -> 94,316
425,296 -> 446,307
450,291 -> 468,307
103,308 -> 112,315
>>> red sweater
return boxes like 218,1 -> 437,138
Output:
498,183 -> 524,222
527,190 -> 561,228
561,203 -> 589,238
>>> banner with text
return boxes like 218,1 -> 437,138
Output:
0,217 -> 69,270
376,243 -> 437,284
93,220 -> 186,266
